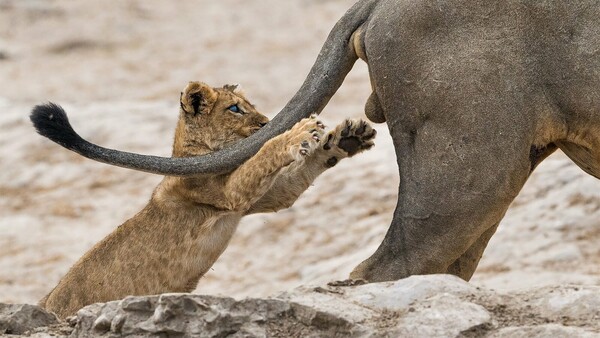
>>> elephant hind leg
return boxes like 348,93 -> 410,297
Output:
445,140 -> 593,281
350,160 -> 531,283
350,118 -> 535,282
445,144 -> 559,280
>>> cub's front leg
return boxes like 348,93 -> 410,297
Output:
223,116 -> 325,212
247,118 -> 376,214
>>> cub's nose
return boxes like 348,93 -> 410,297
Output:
259,121 -> 268,128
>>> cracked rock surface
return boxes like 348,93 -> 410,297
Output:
2,275 -> 599,337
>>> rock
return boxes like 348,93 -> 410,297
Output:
2,275 -> 599,337
334,274 -> 479,311
489,324 -> 599,338
0,303 -> 58,335
72,294 -> 357,337
391,293 -> 491,337
529,286 -> 600,322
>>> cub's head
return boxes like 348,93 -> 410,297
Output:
174,81 -> 269,157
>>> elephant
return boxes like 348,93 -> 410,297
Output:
30,0 -> 600,282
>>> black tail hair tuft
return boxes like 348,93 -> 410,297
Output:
30,103 -> 83,149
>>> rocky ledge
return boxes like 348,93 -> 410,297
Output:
1,275 -> 599,337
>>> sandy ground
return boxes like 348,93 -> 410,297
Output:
0,0 -> 598,305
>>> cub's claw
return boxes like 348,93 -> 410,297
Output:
300,140 -> 311,156
286,117 -> 326,160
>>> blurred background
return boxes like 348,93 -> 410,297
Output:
0,0 -> 598,305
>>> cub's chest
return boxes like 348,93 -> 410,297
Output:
181,213 -> 243,262
197,213 -> 243,245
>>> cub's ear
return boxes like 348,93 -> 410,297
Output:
180,82 -> 218,116
223,84 -> 240,93
223,84 -> 244,95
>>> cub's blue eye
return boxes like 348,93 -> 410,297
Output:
228,105 -> 240,113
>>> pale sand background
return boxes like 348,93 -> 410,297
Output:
0,0 -> 598,305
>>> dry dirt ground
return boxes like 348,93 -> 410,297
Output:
0,0 -> 599,307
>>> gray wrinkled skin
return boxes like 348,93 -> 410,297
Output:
350,0 -> 600,282
31,0 -> 600,282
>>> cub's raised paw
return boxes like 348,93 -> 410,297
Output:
286,115 -> 326,161
324,119 -> 376,157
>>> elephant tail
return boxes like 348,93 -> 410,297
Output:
30,0 -> 378,176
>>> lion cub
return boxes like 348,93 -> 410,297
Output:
39,82 -> 376,318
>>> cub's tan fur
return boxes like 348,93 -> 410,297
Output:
40,81 -> 376,318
